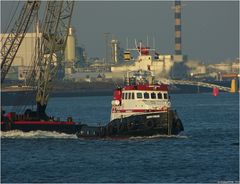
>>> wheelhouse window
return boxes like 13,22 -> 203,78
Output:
137,92 -> 142,99
122,93 -> 125,99
124,93 -> 128,99
163,93 -> 168,99
151,92 -> 156,99
132,92 -> 135,99
144,92 -> 149,99
128,93 -> 131,99
157,93 -> 162,99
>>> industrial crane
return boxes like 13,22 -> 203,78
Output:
35,1 -> 74,119
1,1 -> 79,134
1,1 -> 74,120
1,1 -> 40,83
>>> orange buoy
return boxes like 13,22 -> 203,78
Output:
230,79 -> 237,93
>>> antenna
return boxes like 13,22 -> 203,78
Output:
139,41 -> 142,56
134,39 -> 141,56
147,35 -> 149,47
153,36 -> 155,49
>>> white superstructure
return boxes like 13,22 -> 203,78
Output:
110,71 -> 171,121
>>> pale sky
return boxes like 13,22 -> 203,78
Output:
1,1 -> 239,63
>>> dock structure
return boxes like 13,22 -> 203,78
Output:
160,79 -> 232,92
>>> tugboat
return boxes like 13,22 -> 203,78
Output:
76,70 -> 184,139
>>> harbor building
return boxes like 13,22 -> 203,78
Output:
208,63 -> 233,74
1,27 -> 81,80
0,32 -> 42,80
185,60 -> 207,78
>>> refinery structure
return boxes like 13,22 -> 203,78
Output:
1,1 -> 185,80
1,1 -> 239,91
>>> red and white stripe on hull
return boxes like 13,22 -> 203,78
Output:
111,108 -> 168,121
123,84 -> 168,91
112,108 -> 168,113
11,121 -> 76,125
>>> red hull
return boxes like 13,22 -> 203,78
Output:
1,120 -> 82,134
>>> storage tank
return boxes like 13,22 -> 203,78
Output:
64,27 -> 76,62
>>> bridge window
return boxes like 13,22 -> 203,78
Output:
122,93 -> 125,99
151,92 -> 156,99
128,93 -> 131,99
144,92 -> 149,99
137,92 -> 142,99
157,93 -> 162,99
163,93 -> 168,99
132,92 -> 135,99
124,93 -> 128,99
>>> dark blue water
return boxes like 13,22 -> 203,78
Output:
1,93 -> 239,183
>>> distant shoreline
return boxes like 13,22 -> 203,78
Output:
1,80 -> 235,106
51,89 -> 113,97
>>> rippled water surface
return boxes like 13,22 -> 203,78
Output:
1,93 -> 239,183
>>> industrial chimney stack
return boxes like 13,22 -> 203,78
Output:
174,0 -> 182,55
172,0 -> 188,79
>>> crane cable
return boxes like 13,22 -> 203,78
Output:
11,20 -> 41,114
0,1 -> 20,42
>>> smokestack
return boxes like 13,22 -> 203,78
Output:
174,0 -> 182,55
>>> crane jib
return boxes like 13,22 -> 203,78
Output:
1,1 -> 40,83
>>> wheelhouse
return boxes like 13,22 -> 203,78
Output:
121,90 -> 169,101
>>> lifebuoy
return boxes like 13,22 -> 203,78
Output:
145,120 -> 154,129
127,122 -> 134,130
